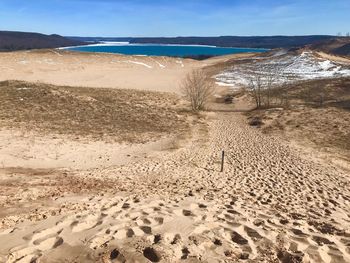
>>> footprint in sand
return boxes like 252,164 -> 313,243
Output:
109,248 -> 126,262
71,215 -> 100,232
8,236 -> 63,262
244,226 -> 263,241
143,247 -> 161,262
230,231 -> 248,245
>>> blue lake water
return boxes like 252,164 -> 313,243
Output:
64,44 -> 268,57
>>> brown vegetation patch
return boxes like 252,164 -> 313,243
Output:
261,107 -> 349,151
285,77 -> 350,109
248,116 -> 263,127
0,81 -> 189,143
246,77 -> 350,161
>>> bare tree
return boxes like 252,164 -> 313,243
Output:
247,73 -> 263,108
181,70 -> 214,111
247,67 -> 280,109
263,67 -> 279,107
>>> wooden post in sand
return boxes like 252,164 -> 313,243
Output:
221,150 -> 225,172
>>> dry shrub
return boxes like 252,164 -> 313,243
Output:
248,116 -> 263,127
246,67 -> 284,109
181,70 -> 214,111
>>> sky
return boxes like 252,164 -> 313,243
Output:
0,0 -> 349,37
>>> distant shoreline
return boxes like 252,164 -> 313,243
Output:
59,41 -> 269,49
59,42 -> 269,59
67,35 -> 339,49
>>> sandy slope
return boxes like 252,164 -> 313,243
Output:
0,50 -> 255,94
1,112 -> 349,262
0,50 -> 187,93
316,51 -> 350,64
0,50 -> 200,94
0,81 -> 191,171
0,129 -> 176,170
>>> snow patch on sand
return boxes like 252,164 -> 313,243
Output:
18,60 -> 29,65
155,61 -> 166,69
176,60 -> 184,68
149,57 -> 166,68
126,60 -> 153,69
216,51 -> 350,88
50,50 -> 63,57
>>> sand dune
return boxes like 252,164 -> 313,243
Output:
0,50 -> 349,262
0,50 -> 254,94
0,50 -> 202,94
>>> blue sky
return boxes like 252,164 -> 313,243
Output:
0,0 -> 349,36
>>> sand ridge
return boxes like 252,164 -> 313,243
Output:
0,50 -> 257,94
0,50 -> 199,94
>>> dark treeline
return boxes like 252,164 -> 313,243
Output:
0,31 -> 86,51
128,36 -> 336,49
70,35 -> 339,48
334,43 -> 350,55
69,35 -> 337,49
309,37 -> 350,56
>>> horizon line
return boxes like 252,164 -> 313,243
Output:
0,30 -> 342,38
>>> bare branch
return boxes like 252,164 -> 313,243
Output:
181,70 -> 214,111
